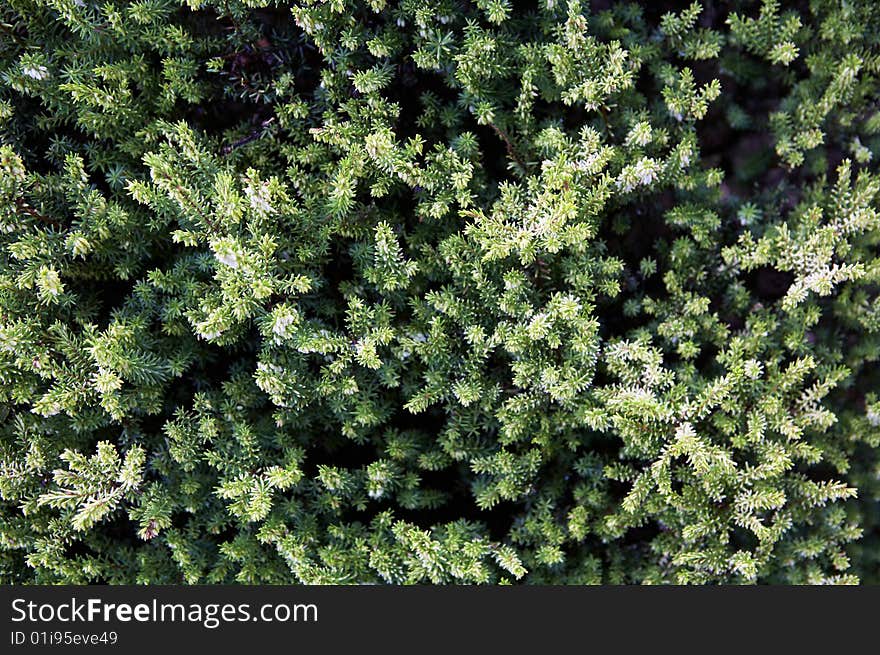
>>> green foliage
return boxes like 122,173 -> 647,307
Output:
1,0 -> 880,585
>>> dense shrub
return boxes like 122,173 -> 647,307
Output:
1,0 -> 880,584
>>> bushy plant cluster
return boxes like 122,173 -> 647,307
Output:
2,0 -> 880,584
